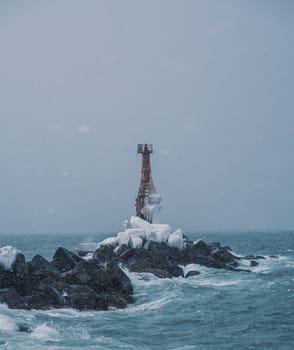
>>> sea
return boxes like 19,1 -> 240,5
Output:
0,231 -> 293,350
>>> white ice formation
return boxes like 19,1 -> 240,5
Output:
76,216 -> 187,256
0,246 -> 21,270
143,192 -> 162,224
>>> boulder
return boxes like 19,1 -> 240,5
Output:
190,240 -> 212,256
93,245 -> 116,264
0,246 -> 24,271
30,255 -> 60,275
52,247 -> 82,272
17,325 -> 32,333
0,288 -> 26,309
129,236 -> 143,249
63,284 -> 107,311
11,253 -> 27,275
168,229 -> 185,249
63,259 -> 133,302
211,248 -> 240,266
243,255 -> 266,260
185,270 -> 200,278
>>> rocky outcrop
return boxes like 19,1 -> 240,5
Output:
0,235 -> 266,311
0,247 -> 133,311
93,239 -> 254,278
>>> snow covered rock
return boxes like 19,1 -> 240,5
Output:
99,237 -> 118,248
117,231 -> 130,246
129,236 -> 143,249
125,228 -> 146,240
129,216 -> 152,231
76,243 -> 100,257
0,246 -> 22,271
179,264 -> 201,278
191,239 -> 212,256
150,224 -> 171,243
168,229 -> 185,249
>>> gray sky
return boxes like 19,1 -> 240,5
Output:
0,0 -> 293,234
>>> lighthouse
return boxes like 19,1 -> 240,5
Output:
135,144 -> 162,223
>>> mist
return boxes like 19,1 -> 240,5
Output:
0,0 -> 293,234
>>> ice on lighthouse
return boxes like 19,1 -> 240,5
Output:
76,144 -> 186,257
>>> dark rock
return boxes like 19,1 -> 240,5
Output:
191,240 -> 212,256
63,284 -> 107,311
104,262 -> 133,302
0,232 -> 263,312
269,255 -> 278,259
103,293 -> 130,309
17,325 -> 32,333
52,247 -> 82,272
243,255 -> 266,260
39,283 -> 66,307
0,288 -> 26,309
93,245 -> 115,264
118,242 -> 184,278
31,255 -> 60,275
211,248 -> 240,266
222,245 -> 232,252
11,253 -> 28,276
0,246 -> 133,311
0,264 -> 40,296
185,270 -> 200,278
64,259 -> 133,303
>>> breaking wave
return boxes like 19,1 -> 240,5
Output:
0,231 -> 293,350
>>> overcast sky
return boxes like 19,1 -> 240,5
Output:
0,0 -> 293,234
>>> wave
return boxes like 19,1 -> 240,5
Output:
0,315 -> 17,332
126,296 -> 172,312
30,323 -> 60,341
59,326 -> 90,340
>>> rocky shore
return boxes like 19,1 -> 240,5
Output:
0,235 -> 265,311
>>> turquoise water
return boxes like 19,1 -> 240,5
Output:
0,231 -> 294,349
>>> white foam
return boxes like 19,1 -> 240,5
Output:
197,279 -> 242,287
31,324 -> 60,341
126,297 -> 171,312
61,327 -> 90,340
179,264 -> 200,278
0,246 -> 21,270
228,250 -> 244,258
0,315 -> 17,332
120,264 -> 157,284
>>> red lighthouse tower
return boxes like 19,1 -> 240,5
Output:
136,144 -> 162,223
